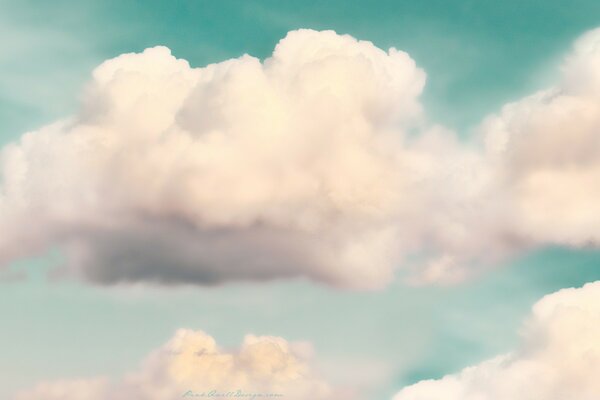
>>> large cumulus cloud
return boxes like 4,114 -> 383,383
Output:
2,28 -> 600,288
393,280 -> 600,400
0,29 -> 486,288
14,330 -> 349,400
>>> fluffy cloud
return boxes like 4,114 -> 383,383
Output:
407,27 -> 600,281
415,26 -> 600,281
14,330 -> 348,400
393,281 -> 600,400
2,28 -> 600,288
481,28 -> 600,248
0,29 -> 486,288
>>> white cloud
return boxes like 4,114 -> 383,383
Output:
393,281 -> 600,400
2,28 -> 600,287
14,330 -> 350,400
407,27 -> 600,282
0,29 -> 485,288
480,28 -> 600,248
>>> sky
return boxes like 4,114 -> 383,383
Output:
1,1 -> 600,400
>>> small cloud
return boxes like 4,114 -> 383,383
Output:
14,330 -> 353,400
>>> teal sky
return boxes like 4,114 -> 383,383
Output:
1,1 -> 600,399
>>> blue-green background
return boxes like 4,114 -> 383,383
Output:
1,1 -> 599,399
